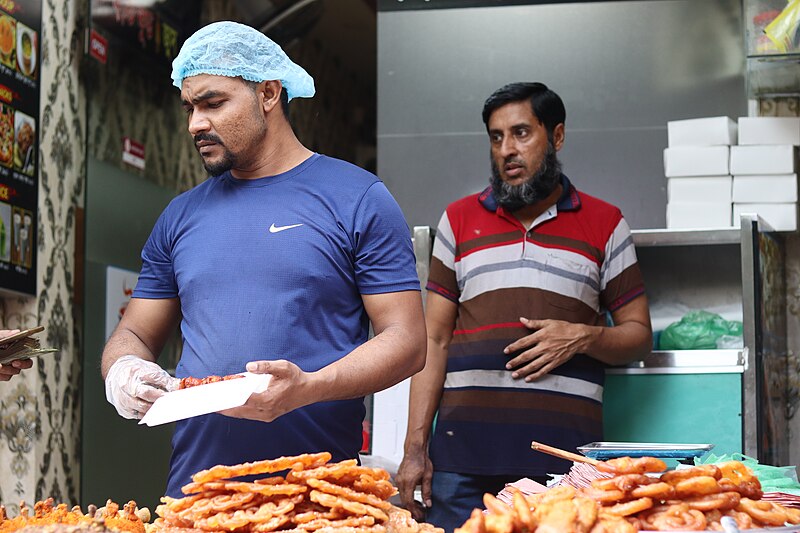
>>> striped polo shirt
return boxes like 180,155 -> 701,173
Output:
426,174 -> 645,477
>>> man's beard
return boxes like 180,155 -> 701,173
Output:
195,133 -> 236,176
490,143 -> 562,211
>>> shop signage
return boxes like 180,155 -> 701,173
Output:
0,0 -> 40,296
122,136 -> 145,170
89,28 -> 107,64
104,265 -> 138,340
90,0 -> 198,67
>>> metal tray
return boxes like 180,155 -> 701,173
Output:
577,441 -> 714,460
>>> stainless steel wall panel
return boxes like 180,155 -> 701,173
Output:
378,0 -> 746,229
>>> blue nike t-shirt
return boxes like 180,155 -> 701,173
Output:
133,154 -> 420,496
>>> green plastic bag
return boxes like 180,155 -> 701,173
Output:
658,310 -> 743,350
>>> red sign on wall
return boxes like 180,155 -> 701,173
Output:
122,136 -> 145,170
89,28 -> 107,64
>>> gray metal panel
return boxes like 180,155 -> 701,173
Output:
82,158 -> 178,509
377,0 -> 746,229
379,133 -> 488,228
85,158 -> 177,269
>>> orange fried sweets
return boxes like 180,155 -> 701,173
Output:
595,456 -> 667,475
455,488 -> 636,533
0,498 -> 148,533
457,458 -> 800,532
153,452 -> 440,533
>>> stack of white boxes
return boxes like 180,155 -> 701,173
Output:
730,117 -> 799,232
664,117 -> 736,229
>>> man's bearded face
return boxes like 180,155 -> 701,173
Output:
490,141 -> 562,211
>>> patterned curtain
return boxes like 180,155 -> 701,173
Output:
0,0 -> 88,510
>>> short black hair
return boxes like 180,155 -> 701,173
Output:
482,82 -> 566,137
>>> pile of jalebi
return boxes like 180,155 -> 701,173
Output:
456,458 -> 800,532
151,452 -> 442,533
0,498 -> 149,533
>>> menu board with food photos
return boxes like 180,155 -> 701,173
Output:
0,0 -> 40,296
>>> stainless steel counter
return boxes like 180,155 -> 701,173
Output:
606,349 -> 746,375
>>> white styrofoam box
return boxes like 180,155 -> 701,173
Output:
738,117 -> 800,146
667,176 -> 731,203
733,203 -> 798,231
666,202 -> 733,229
732,174 -> 798,203
667,116 -> 737,146
663,146 -> 729,177
729,145 -> 796,175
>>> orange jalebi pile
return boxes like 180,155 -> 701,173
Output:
457,459 -> 800,532
0,498 -> 149,533
151,452 -> 442,533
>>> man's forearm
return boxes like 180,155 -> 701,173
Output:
101,328 -> 159,379
304,322 -> 426,405
404,340 -> 447,451
584,321 -> 653,366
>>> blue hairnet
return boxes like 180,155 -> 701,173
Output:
171,21 -> 315,101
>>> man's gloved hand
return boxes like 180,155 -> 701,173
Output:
104,355 -> 179,419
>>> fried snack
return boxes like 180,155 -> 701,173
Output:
672,476 -> 722,498
719,478 -> 763,500
591,474 -> 654,493
736,497 -> 789,526
629,482 -> 674,500
179,374 -> 245,389
180,492 -> 256,518
288,462 -> 390,483
595,456 -> 667,475
510,492 -> 534,531
453,455 -> 800,532
660,465 -> 721,484
294,515 -> 376,531
306,479 -> 391,510
602,497 -> 652,517
526,486 -> 576,506
309,491 -> 388,523
152,454 -> 441,533
454,509 -> 485,533
456,490 -> 645,533
0,499 -> 149,533
716,461 -> 758,486
705,509 -> 754,531
577,488 -> 625,505
182,476 -> 286,495
352,478 -> 397,501
638,503 -> 707,531
681,491 -> 740,512
191,452 -> 332,484
589,513 -> 637,533
482,494 -> 521,532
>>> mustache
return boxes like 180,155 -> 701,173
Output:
193,133 -> 224,145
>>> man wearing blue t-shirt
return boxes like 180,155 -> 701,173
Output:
100,21 -> 426,497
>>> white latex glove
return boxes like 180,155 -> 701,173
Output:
104,355 -> 179,419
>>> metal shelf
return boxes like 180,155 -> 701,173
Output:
631,227 -> 741,247
606,349 -> 746,375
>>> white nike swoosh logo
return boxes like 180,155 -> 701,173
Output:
269,223 -> 304,233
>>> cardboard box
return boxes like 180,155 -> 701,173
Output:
667,176 -> 731,203
738,117 -> 800,146
667,116 -> 737,146
664,146 -> 730,177
733,202 -> 798,231
666,202 -> 733,229
729,145 -> 796,175
732,174 -> 797,203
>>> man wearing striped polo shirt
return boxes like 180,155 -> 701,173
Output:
396,82 -> 653,532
